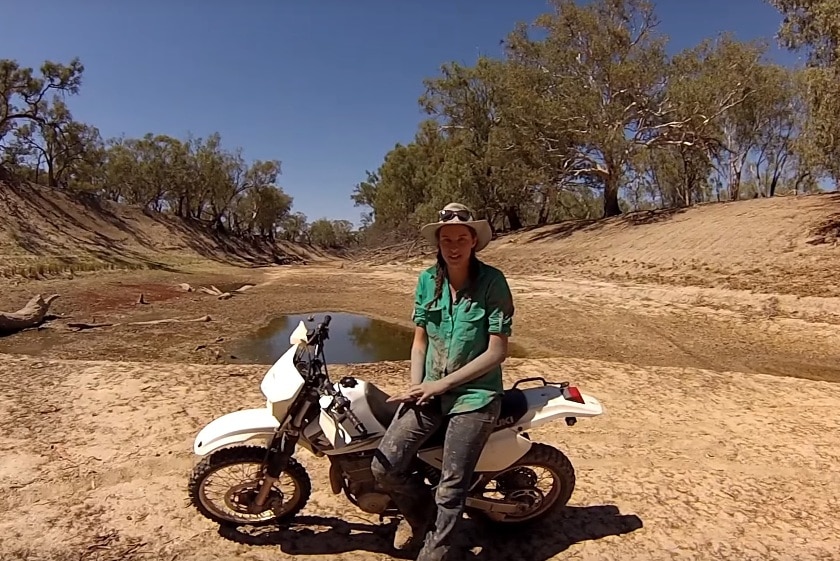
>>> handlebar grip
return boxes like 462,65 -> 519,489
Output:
322,314 -> 332,327
344,408 -> 368,437
331,393 -> 367,437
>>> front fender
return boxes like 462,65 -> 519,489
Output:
194,408 -> 279,456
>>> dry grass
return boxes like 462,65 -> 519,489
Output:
0,257 -> 149,280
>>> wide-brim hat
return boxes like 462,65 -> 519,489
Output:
420,202 -> 493,252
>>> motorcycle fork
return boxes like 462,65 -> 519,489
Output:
252,430 -> 300,509
251,391 -> 315,510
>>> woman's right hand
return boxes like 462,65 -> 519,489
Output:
386,389 -> 419,404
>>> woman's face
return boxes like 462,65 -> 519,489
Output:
438,224 -> 476,269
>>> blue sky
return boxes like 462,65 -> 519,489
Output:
2,0 -> 801,225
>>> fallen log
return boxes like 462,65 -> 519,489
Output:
0,294 -> 60,335
67,322 -> 114,331
127,315 -> 212,326
65,315 -> 212,331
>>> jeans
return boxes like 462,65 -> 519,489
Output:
371,397 -> 502,561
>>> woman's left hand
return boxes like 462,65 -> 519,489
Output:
386,380 -> 448,405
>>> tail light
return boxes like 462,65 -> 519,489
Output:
563,386 -> 585,404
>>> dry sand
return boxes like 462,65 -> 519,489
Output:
1,351 -> 838,561
2,193 -> 840,560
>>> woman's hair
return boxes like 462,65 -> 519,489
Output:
427,230 -> 480,308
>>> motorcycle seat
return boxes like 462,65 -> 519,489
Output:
364,382 -> 401,429
364,382 -> 530,436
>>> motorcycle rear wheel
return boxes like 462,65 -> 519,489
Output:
473,442 -> 575,525
188,445 -> 311,526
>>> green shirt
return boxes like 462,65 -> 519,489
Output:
411,260 -> 515,415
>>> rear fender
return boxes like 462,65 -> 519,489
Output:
194,408 -> 279,456
515,386 -> 603,431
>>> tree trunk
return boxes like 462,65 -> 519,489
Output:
537,190 -> 549,225
0,294 -> 60,335
729,170 -> 741,201
47,157 -> 57,187
769,175 -> 779,197
505,206 -> 523,230
603,177 -> 622,218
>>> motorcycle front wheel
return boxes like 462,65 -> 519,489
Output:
188,445 -> 312,526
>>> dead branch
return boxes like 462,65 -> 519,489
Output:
198,285 -> 233,299
0,294 -> 60,335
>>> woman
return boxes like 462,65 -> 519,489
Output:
370,202 -> 515,561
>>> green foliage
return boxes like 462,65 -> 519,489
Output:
771,0 -> 840,67
355,0 -> 834,246
0,57 -> 84,146
769,0 -> 840,181
309,218 -> 356,248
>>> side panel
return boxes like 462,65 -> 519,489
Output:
194,407 -> 279,456
301,380 -> 388,456
417,428 -> 532,473
302,416 -> 331,452
319,409 -> 354,448
316,405 -> 385,455
336,381 -> 388,436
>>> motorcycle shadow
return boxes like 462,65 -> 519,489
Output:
217,504 -> 644,560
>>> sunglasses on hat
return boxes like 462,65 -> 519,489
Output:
439,209 -> 472,222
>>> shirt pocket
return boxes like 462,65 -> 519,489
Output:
421,302 -> 444,338
456,305 -> 486,343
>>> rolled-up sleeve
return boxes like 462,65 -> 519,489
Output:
411,275 -> 427,327
486,272 -> 514,336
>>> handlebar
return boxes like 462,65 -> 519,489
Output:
306,314 -> 332,347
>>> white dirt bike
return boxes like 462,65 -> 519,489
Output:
188,314 -> 604,530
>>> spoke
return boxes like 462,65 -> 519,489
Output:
198,461 -> 302,523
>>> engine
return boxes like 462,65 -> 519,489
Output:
328,452 -> 392,514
